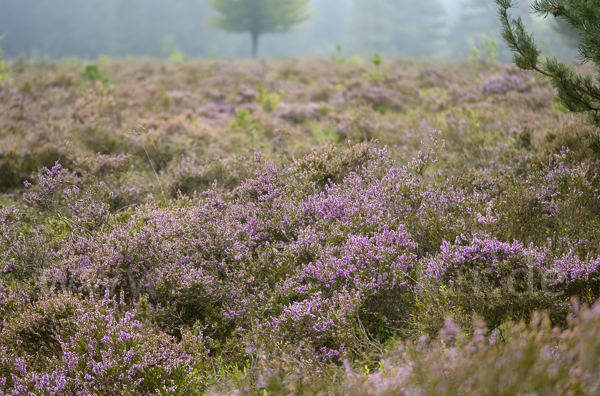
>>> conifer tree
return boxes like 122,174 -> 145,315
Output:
496,0 -> 600,128
207,0 -> 313,58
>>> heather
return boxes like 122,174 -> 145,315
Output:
1,57 -> 600,394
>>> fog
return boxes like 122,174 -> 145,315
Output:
0,0 -> 577,60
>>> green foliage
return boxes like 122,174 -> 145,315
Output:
164,34 -> 188,63
331,42 -> 346,64
0,63 -> 7,84
161,93 -> 171,111
450,0 -> 549,61
228,109 -> 266,147
496,0 -> 600,128
330,43 -> 362,65
0,152 -> 37,193
169,153 -> 256,197
207,0 -> 314,57
311,125 -> 339,143
81,63 -> 110,85
471,38 -> 500,62
0,35 -> 9,83
371,52 -> 382,68
80,126 -> 129,155
290,143 -> 380,190
450,0 -> 501,59
229,109 -> 254,131
256,83 -> 282,112
0,145 -> 62,193
0,59 -> 8,83
331,43 -> 344,64
169,49 -> 187,63
363,52 -> 388,82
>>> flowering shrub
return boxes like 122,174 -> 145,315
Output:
482,69 -> 536,95
1,57 -> 600,393
352,85 -> 408,113
23,161 -> 112,233
0,288 -> 209,395
336,302 -> 600,396
167,152 -> 255,197
220,302 -> 600,395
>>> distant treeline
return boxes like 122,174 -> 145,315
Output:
0,0 -> 577,60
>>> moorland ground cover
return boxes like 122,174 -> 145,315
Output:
1,57 -> 600,394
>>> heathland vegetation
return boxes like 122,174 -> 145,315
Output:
2,1 -> 600,393
1,54 -> 600,394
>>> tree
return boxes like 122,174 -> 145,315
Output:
207,0 -> 314,58
496,0 -> 600,128
349,0 -> 446,58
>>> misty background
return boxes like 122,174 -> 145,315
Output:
0,0 -> 578,61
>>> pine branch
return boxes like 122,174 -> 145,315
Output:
496,0 -> 600,128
